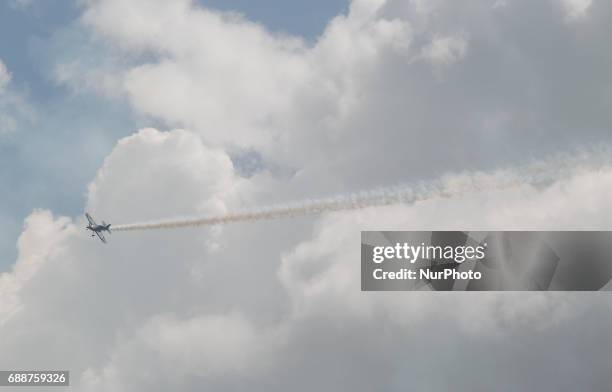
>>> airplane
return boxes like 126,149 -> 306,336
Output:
85,213 -> 111,243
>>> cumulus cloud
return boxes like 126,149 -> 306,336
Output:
0,210 -> 74,325
50,0 -> 612,195
86,128 -> 236,222
4,0 -> 612,390
2,128 -> 612,390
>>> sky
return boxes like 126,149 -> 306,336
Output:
0,0 -> 348,268
2,0 -> 612,391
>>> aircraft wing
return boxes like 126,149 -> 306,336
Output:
96,231 -> 107,244
85,213 -> 96,226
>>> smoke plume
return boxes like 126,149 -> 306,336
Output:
112,152 -> 609,232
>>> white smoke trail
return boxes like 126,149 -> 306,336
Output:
112,152 -> 611,232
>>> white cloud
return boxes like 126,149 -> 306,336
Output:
54,60 -> 126,98
0,59 -> 24,136
51,0 -> 612,195
2,131 -> 612,390
0,210 -> 74,325
418,35 -> 468,68
86,128 -> 236,222
5,0 -> 612,390
0,60 -> 11,93
69,0 -> 419,155
0,59 -> 35,136
560,0 -> 593,20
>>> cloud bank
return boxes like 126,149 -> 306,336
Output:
3,0 -> 612,390
2,128 -> 612,391
58,0 -> 612,192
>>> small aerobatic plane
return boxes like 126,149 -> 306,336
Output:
85,213 -> 112,243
